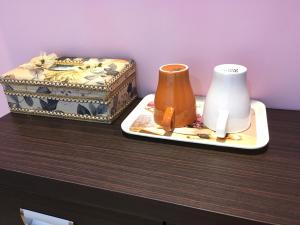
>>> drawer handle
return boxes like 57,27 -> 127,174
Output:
20,209 -> 73,225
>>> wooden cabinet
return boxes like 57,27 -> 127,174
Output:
0,102 -> 299,225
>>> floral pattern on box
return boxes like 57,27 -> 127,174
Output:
5,79 -> 137,122
0,53 -> 136,123
1,53 -> 133,87
3,84 -> 108,99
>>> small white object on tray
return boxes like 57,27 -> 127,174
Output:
121,94 -> 269,150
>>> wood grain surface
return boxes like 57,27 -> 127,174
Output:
0,100 -> 299,225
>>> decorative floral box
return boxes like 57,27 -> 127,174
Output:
0,53 -> 137,123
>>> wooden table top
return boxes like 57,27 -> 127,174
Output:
0,100 -> 299,225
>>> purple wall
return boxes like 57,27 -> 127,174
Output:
0,0 -> 299,117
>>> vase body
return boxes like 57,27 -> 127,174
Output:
154,64 -> 196,131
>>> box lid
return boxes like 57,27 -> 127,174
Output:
0,53 -> 135,91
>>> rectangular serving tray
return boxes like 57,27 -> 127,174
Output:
121,94 -> 269,150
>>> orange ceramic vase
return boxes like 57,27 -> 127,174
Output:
154,64 -> 196,131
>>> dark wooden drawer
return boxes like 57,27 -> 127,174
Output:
0,186 -> 162,225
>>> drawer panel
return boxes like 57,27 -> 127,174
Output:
0,186 -> 161,225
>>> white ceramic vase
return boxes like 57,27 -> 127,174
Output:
203,64 -> 251,138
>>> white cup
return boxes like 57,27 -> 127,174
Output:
203,64 -> 251,138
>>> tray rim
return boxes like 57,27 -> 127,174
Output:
121,94 -> 269,150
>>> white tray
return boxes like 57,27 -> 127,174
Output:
121,94 -> 269,150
